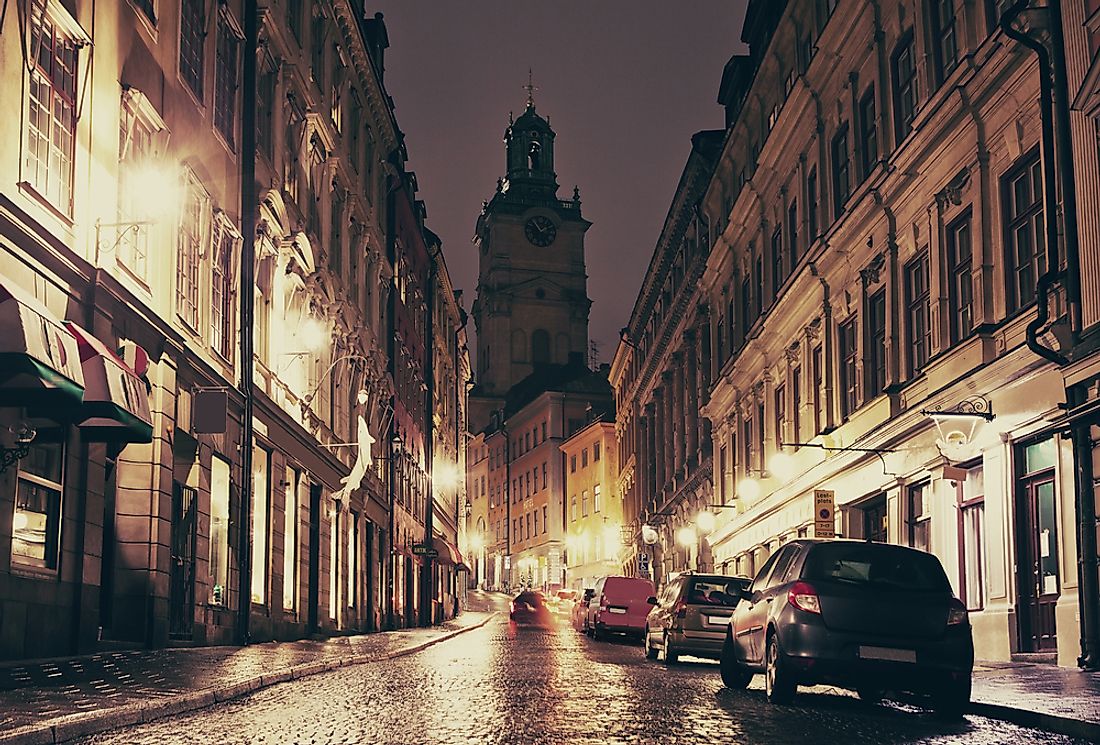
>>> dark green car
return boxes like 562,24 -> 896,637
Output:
643,572 -> 751,663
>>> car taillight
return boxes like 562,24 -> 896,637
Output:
509,601 -> 515,613
788,581 -> 821,614
947,598 -> 968,626
672,600 -> 687,619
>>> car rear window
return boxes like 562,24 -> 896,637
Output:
604,578 -> 655,600
685,578 -> 744,607
802,543 -> 951,592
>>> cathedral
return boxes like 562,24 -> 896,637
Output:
469,92 -> 593,434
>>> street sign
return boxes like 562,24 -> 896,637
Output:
638,552 -> 650,576
412,544 -> 439,558
814,489 -> 835,538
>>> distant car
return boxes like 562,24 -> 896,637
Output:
586,576 -> 656,641
644,572 -> 750,663
549,589 -> 577,614
572,589 -> 595,631
721,539 -> 974,716
510,590 -> 552,627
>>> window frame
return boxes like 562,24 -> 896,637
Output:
905,251 -> 931,376
865,288 -> 887,399
907,480 -> 932,553
24,9 -> 81,216
858,86 -> 878,179
213,7 -> 242,149
838,317 -> 859,420
831,123 -> 851,219
892,31 -> 919,144
12,441 -> 65,572
179,0 -> 206,102
1002,149 -> 1046,314
946,209 -> 975,344
956,463 -> 986,611
930,0 -> 960,84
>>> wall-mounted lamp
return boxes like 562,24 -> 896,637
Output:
0,422 -> 36,474
922,395 -> 994,463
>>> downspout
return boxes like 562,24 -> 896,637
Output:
384,158 -> 398,631
236,0 -> 259,646
999,1 -> 1068,367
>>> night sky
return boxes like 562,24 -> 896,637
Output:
370,1 -> 749,366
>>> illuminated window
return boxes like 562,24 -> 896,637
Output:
593,484 -> 601,512
13,443 -> 64,570
210,456 -> 231,604
210,213 -> 239,361
251,446 -> 271,604
117,88 -> 169,281
176,176 -> 207,329
283,467 -> 299,612
25,11 -> 79,213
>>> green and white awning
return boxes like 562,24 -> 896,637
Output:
0,276 -> 85,412
65,322 -> 153,444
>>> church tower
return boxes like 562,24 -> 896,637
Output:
469,86 -> 592,432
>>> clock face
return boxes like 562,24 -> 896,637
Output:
525,216 -> 557,247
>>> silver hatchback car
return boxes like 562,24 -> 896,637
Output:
644,572 -> 750,663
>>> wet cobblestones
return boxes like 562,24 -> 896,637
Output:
75,616 -> 1090,745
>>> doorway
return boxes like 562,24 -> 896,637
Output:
1015,438 -> 1059,652
169,482 -> 198,639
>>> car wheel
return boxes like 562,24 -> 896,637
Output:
857,686 -> 882,704
931,678 -> 971,720
719,635 -> 752,689
644,628 -> 658,660
592,625 -> 603,641
662,632 -> 679,664
765,634 -> 796,704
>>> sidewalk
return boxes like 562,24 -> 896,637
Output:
970,659 -> 1100,741
0,611 -> 495,745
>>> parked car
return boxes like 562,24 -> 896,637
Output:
510,590 -> 552,628
720,539 -> 973,716
572,589 -> 595,631
586,576 -> 656,641
644,572 -> 750,663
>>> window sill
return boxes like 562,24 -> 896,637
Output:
10,562 -> 59,581
17,181 -> 74,228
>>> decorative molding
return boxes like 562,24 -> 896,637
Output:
860,252 -> 886,288
934,167 -> 972,209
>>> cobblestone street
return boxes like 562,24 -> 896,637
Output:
74,609 -> 1089,745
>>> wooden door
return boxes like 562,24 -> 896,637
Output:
1017,475 -> 1059,652
169,482 -> 198,639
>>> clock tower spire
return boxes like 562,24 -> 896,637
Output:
468,83 -> 593,433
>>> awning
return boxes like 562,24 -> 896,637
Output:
0,276 -> 85,412
432,535 -> 465,568
65,323 -> 153,443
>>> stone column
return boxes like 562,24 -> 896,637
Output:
653,389 -> 666,497
671,353 -> 685,477
683,331 -> 700,461
661,372 -> 675,490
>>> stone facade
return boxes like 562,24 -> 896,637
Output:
692,0 -> 1100,668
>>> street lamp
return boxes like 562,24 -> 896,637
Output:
676,526 -> 697,549
737,476 -> 762,501
695,509 -> 717,536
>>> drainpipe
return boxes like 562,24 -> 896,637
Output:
999,1 -> 1067,368
235,0 -> 259,646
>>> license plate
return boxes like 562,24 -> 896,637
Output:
707,615 -> 732,625
858,646 -> 916,663
608,607 -> 627,614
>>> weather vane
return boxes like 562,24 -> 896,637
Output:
524,68 -> 538,108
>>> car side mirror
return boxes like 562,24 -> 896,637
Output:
739,587 -> 754,601
646,596 -> 658,605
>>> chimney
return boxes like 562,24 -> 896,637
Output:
363,12 -> 389,81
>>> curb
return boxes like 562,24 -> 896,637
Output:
2,614 -> 496,745
968,701 -> 1100,742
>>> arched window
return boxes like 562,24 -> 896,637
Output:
511,329 -> 527,362
528,140 -> 541,170
531,329 -> 551,364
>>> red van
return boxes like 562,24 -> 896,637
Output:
585,576 -> 656,641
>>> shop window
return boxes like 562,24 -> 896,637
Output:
251,446 -> 271,604
957,465 -> 985,610
13,443 -> 64,570
210,455 -> 231,604
908,481 -> 932,553
283,468 -> 299,612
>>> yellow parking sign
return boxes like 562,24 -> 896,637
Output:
814,489 -> 835,538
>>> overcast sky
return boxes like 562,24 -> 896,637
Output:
370,1 -> 749,366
